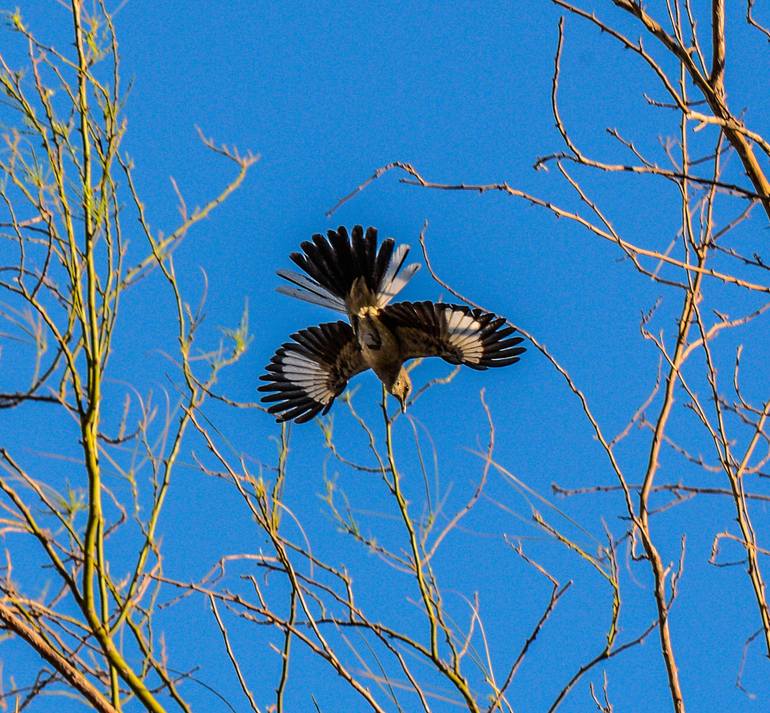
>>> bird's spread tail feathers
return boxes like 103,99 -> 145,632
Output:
277,226 -> 420,313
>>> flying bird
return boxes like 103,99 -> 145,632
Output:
259,226 -> 525,423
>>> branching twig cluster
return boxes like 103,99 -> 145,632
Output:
2,2 -> 770,712
321,2 -> 770,711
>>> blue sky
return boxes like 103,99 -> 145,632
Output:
3,2 -> 770,711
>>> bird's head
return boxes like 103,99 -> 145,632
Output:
388,368 -> 412,413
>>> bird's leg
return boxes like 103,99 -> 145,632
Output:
358,310 -> 383,350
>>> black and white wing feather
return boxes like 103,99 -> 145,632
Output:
259,322 -> 367,423
381,301 -> 525,369
276,226 -> 420,312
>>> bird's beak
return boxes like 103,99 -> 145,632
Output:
397,394 -> 407,414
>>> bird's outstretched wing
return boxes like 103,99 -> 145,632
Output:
381,301 -> 525,369
259,321 -> 367,423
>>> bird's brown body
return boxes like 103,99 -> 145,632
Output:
346,276 -> 407,399
356,308 -> 407,399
